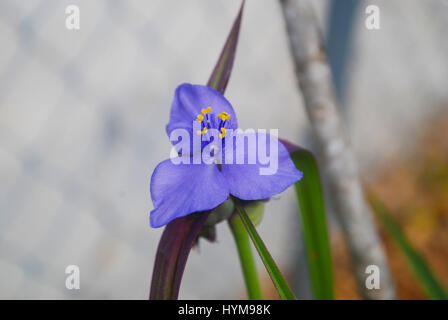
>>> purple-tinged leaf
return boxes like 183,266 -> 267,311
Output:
207,1 -> 245,93
149,2 -> 245,300
149,211 -> 211,300
279,137 -> 302,154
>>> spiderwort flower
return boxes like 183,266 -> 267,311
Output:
150,83 -> 303,228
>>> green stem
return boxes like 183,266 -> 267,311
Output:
228,214 -> 264,300
234,200 -> 296,300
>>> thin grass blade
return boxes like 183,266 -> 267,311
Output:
369,194 -> 448,300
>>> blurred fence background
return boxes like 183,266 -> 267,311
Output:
0,0 -> 448,299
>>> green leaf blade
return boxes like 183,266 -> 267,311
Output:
291,148 -> 335,300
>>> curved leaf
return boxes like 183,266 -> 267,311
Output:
290,147 -> 334,299
149,212 -> 211,299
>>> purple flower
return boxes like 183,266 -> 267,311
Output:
150,83 -> 303,228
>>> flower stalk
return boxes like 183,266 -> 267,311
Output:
228,213 -> 264,300
233,199 -> 296,300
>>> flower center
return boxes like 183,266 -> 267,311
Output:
195,107 -> 231,139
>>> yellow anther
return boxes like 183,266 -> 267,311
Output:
197,127 -> 208,135
219,127 -> 226,138
217,112 -> 231,121
196,114 -> 204,122
201,107 -> 212,114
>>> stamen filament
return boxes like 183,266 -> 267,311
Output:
197,127 -> 208,135
219,127 -> 226,138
